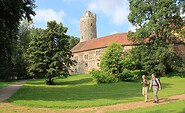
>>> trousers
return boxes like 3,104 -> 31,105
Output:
153,86 -> 159,101
142,87 -> 148,101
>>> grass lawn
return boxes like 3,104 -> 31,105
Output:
112,100 -> 185,113
0,80 -> 21,88
6,73 -> 185,109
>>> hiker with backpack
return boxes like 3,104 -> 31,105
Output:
141,75 -> 149,102
149,74 -> 161,103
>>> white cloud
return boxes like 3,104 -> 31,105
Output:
110,30 -> 118,35
128,25 -> 136,32
87,0 -> 129,26
33,9 -> 65,28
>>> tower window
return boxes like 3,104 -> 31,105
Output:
81,36 -> 83,39
91,23 -> 93,26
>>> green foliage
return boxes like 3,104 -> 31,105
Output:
90,68 -> 118,83
128,0 -> 185,76
117,69 -> 132,81
117,70 -> 147,81
69,36 -> 80,50
27,21 -> 75,84
100,43 -> 123,74
166,72 -> 185,78
0,0 -> 36,80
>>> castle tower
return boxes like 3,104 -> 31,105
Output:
80,11 -> 97,42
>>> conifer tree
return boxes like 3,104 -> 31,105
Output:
27,21 -> 75,84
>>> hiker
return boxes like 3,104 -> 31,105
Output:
149,74 -> 161,103
141,75 -> 149,102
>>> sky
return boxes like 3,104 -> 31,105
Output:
32,0 -> 136,38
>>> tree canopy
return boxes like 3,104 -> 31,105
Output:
0,0 -> 36,80
128,0 -> 185,76
27,21 -> 75,84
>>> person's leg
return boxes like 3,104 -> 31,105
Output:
153,86 -> 158,102
142,87 -> 144,96
145,87 -> 148,101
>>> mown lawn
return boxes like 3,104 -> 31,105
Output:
0,80 -> 20,88
112,100 -> 185,113
6,73 -> 185,109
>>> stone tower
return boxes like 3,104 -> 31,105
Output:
80,11 -> 97,42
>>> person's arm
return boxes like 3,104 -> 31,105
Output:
157,79 -> 161,90
149,80 -> 152,90
149,84 -> 152,90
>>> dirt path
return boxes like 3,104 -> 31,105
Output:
0,80 -> 27,102
0,93 -> 185,113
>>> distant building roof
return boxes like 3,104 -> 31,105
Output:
71,33 -> 133,53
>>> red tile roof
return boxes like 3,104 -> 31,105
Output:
71,33 -> 133,53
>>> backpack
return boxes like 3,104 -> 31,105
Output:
155,78 -> 161,87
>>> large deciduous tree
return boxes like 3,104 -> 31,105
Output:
27,21 -> 75,84
128,0 -> 185,76
100,43 -> 123,74
0,0 -> 36,80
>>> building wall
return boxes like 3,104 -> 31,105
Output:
71,46 -> 133,74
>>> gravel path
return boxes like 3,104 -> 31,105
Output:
0,80 -> 27,102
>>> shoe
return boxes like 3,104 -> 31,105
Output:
153,101 -> 157,103
144,100 -> 147,102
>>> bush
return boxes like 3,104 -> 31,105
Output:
166,72 -> 185,78
116,70 -> 148,81
90,69 -> 118,83
116,69 -> 132,81
130,70 -> 148,80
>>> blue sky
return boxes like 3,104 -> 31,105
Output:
33,0 -> 136,38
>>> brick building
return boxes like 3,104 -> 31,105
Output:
71,11 -> 185,74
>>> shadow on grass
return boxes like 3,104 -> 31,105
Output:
55,78 -> 93,85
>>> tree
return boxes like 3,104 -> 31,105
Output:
27,21 -> 75,84
0,0 -> 36,80
12,20 -> 34,79
69,36 -> 80,50
128,0 -> 185,76
100,43 -> 123,74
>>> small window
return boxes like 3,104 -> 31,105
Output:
96,51 -> 98,56
96,50 -> 101,56
122,47 -> 125,51
85,63 -> 88,67
75,56 -> 78,61
84,55 -> 88,60
91,23 -> 93,26
82,36 -> 83,39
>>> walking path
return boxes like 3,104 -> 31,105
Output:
0,80 -> 184,113
0,80 -> 27,102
